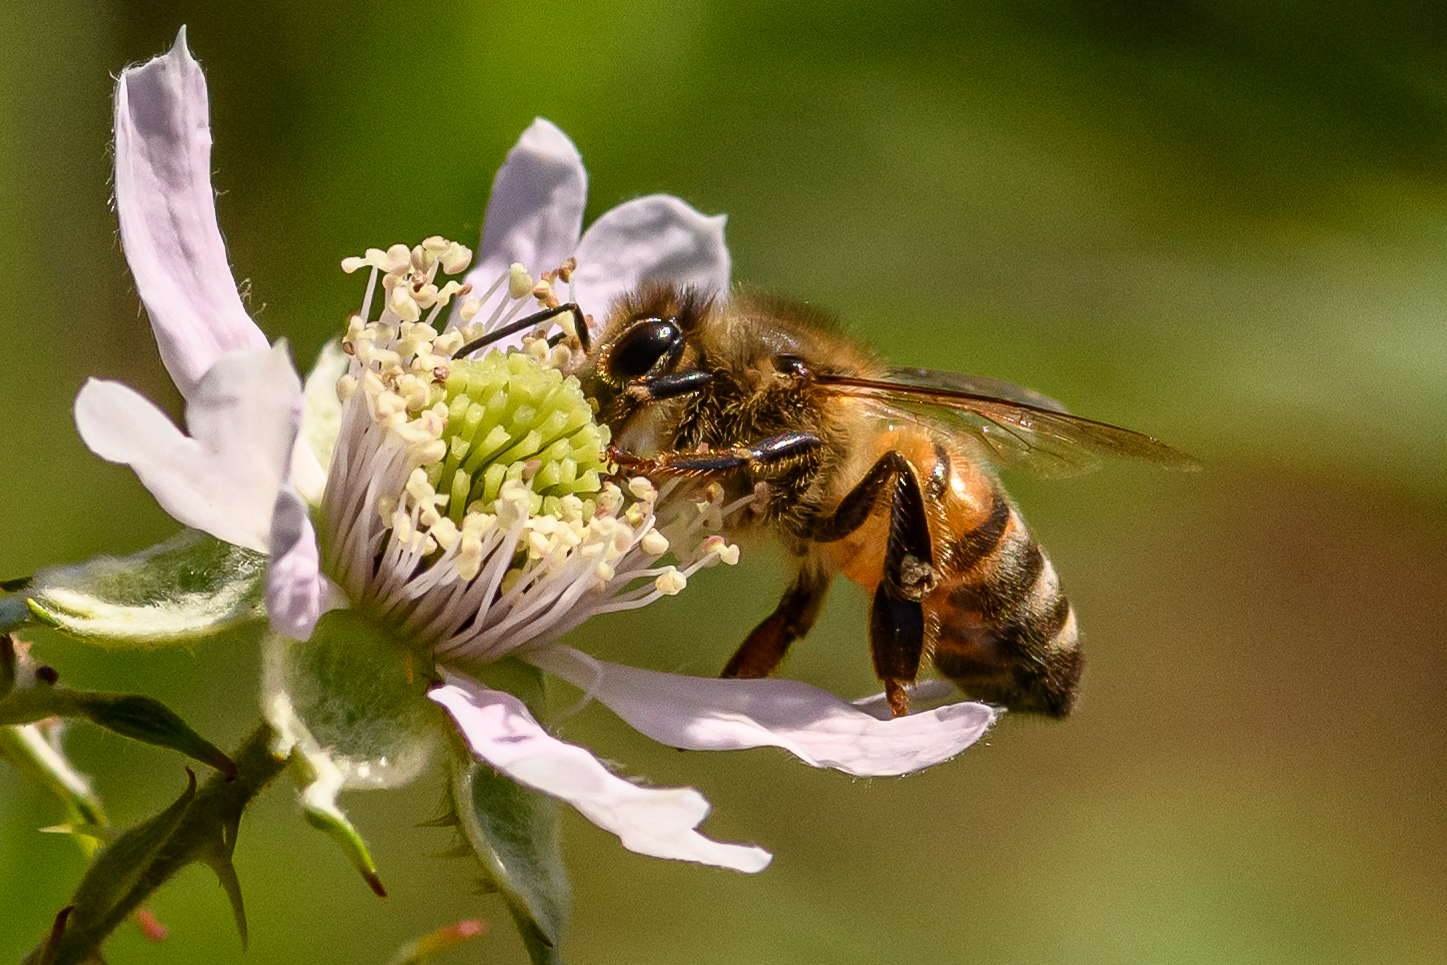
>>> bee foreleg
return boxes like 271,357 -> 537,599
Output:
721,564 -> 831,679
610,431 -> 823,477
624,370 -> 713,402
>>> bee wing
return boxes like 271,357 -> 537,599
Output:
880,366 -> 1073,414
819,367 -> 1200,477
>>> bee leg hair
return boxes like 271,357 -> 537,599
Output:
610,431 -> 823,476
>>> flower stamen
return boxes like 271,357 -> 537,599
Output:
324,239 -> 741,670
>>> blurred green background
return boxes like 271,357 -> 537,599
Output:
2,1 -> 1444,962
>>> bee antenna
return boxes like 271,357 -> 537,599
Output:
455,302 -> 590,358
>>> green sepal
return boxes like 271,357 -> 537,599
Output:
0,682 -> 235,778
21,726 -> 288,965
447,742 -> 570,965
4,529 -> 267,647
295,767 -> 387,897
262,610 -> 439,896
40,823 -> 118,845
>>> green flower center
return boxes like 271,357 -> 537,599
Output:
427,351 -> 609,523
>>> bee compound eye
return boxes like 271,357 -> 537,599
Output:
607,318 -> 683,382
774,354 -> 809,377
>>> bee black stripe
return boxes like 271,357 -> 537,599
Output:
945,535 -> 1047,621
945,489 -> 1012,572
979,584 -> 1068,660
1014,541 -> 1046,595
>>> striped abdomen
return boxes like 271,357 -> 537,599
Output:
927,468 -> 1082,718
826,430 -> 1082,717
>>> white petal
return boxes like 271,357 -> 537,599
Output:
291,340 -> 349,506
570,195 -> 731,324
851,677 -> 965,720
73,344 -> 302,553
455,119 -> 586,326
265,486 -> 343,641
527,646 -> 998,778
430,673 -> 771,873
114,28 -> 267,398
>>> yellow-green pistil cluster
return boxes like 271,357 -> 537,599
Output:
429,351 -> 608,523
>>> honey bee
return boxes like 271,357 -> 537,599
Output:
462,283 -> 1196,718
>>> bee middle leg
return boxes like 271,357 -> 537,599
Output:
807,451 -> 937,717
608,431 -> 830,680
721,563 -> 831,679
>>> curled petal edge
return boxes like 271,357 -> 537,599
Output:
430,673 -> 771,873
526,645 -> 998,778
265,488 -> 345,641
114,27 -> 268,397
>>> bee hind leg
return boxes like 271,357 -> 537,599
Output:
722,564 -> 831,679
809,452 -> 938,717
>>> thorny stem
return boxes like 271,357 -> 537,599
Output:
24,723 -> 288,965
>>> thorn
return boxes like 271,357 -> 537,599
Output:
39,906 -> 74,965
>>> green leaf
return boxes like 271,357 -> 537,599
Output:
0,682 -> 235,778
65,768 -> 198,935
12,529 -> 267,647
72,693 -> 237,779
448,746 -> 570,965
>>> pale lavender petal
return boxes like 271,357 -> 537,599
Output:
265,486 -> 342,641
570,195 -> 731,324
431,673 -> 772,873
454,119 -> 586,327
527,646 -> 998,778
73,344 -> 302,553
289,340 -> 348,506
851,678 -> 966,720
114,28 -> 267,398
